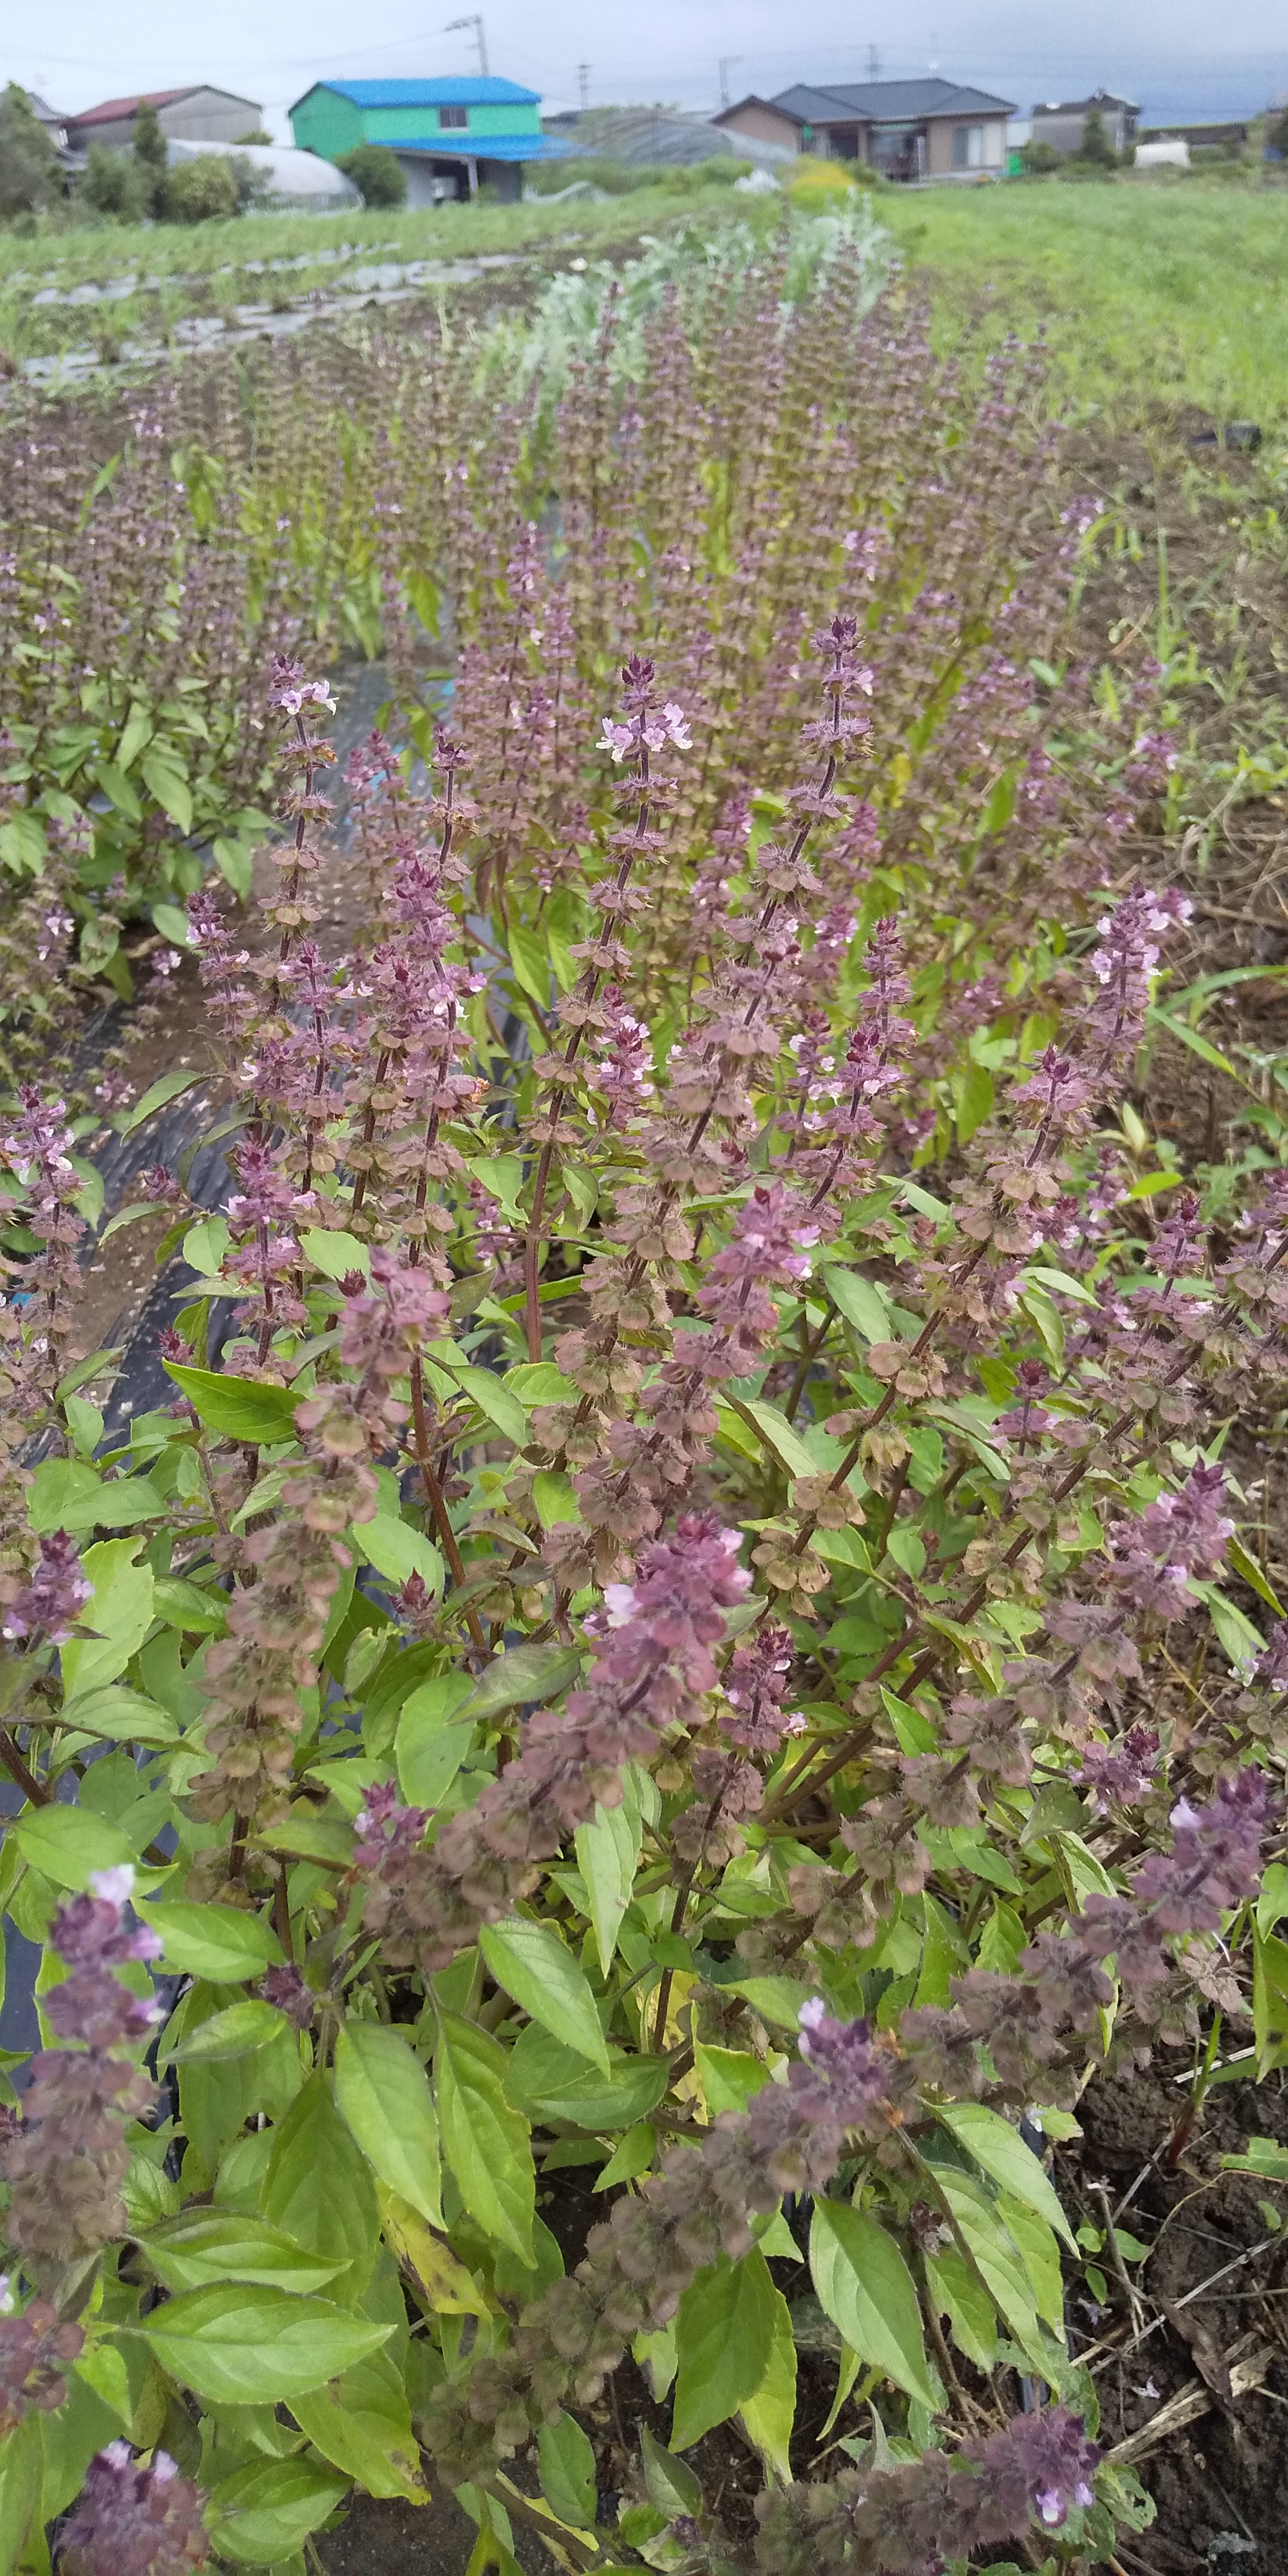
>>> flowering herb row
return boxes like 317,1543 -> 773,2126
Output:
0,235 -> 1280,2576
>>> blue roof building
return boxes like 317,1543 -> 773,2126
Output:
289,75 -> 578,202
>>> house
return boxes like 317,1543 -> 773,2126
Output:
64,87 -> 264,153
289,77 -> 578,203
1029,90 -> 1139,157
714,78 -> 1016,180
26,92 -> 70,153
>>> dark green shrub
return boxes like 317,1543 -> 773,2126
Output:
0,82 -> 62,220
336,143 -> 407,207
1019,138 -> 1061,174
163,153 -> 240,223
1079,105 -> 1117,166
131,99 -> 169,214
79,144 -> 149,223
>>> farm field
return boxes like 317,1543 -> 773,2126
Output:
0,175 -> 759,374
0,178 -> 1285,2576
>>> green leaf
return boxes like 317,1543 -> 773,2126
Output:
133,2284 -> 390,2403
931,2171 -> 1046,2366
55,1685 -> 177,1748
1146,1007 -> 1236,1077
10,1804 -> 134,1891
672,2248 -> 779,2451
980,768 -> 1017,836
533,1470 -> 580,1528
1019,1280 -> 1065,1368
28,1457 -> 104,1531
395,1672 -> 476,1808
728,1397 -> 819,1482
574,1785 -> 643,1977
937,2105 -> 1076,2250
503,2024 -> 669,2130
998,2192 -> 1065,2331
439,1356 -> 528,1446
824,1265 -> 893,1343
720,1975 -> 812,2031
162,1361 -> 299,1445
141,2210 -> 348,2295
151,1574 -> 227,1634
60,1538 -> 154,1699
1257,1862 -> 1288,1940
1253,1924 -> 1288,2069
298,1226 -> 370,1282
1220,2137 -> 1288,2179
464,1642 -> 583,1722
205,2455 -> 350,2568
809,2201 -> 938,2409
115,703 -> 153,771
95,761 -> 142,822
956,1059 -> 994,1146
151,902 -> 194,949
137,1898 -> 283,1982
536,2415 -> 598,2532
1226,1535 -> 1284,1620
163,2000 -> 289,2064
925,2245 -> 999,2372
354,1514 -> 444,1596
0,2412 -> 43,2576
288,2347 -> 428,2503
641,2425 -> 701,2515
506,1363 -> 580,1406
116,1070 -> 203,1136
507,920 -> 553,1009
479,1917 -> 610,2072
33,1472 -> 164,1536
1192,1580 -> 1264,1669
1024,1264 -> 1101,1308
262,2072 -> 380,2302
739,2271 -> 797,2481
334,2020 -> 444,2226
592,2123 -> 657,2192
695,2044 -> 772,2116
140,749 -> 194,834
435,2011 -> 536,2262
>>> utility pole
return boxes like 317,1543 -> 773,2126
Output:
718,55 -> 741,108
445,14 -> 489,76
867,42 -> 882,80
578,60 -> 591,110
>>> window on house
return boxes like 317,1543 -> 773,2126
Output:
438,105 -> 468,129
951,122 -> 983,167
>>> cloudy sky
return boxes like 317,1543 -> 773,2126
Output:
7,0 -> 1284,131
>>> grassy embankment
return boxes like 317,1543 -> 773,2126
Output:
878,176 -> 1288,428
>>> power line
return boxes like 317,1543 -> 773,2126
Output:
444,14 -> 488,77
578,60 -> 591,110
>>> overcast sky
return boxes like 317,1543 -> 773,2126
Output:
7,0 -> 1285,132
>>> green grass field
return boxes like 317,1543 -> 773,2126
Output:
880,176 -> 1288,429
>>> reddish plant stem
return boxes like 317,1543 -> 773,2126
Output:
0,1725 -> 48,1807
